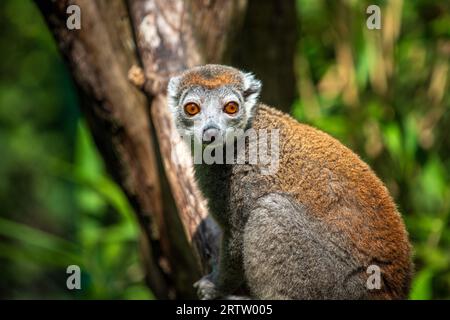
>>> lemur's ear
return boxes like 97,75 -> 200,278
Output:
167,75 -> 181,110
242,72 -> 262,109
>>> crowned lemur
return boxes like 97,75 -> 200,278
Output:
167,64 -> 412,299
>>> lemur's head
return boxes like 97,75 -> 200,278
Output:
167,64 -> 262,146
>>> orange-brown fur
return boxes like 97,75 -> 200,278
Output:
170,64 -> 412,299
178,65 -> 243,91
251,105 -> 412,298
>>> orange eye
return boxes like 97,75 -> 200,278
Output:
224,102 -> 239,115
184,103 -> 200,116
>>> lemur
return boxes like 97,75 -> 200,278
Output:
167,64 -> 412,299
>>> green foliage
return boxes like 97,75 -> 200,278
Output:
0,0 -> 448,299
296,0 -> 450,299
0,0 -> 152,299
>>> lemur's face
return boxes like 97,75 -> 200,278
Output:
168,65 -> 261,146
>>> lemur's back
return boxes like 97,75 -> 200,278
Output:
230,104 -> 412,299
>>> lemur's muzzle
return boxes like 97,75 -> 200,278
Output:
202,126 -> 220,144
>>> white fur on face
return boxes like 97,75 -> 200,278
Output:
167,75 -> 181,115
242,72 -> 262,122
167,67 -> 262,146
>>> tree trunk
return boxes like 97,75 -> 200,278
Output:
35,0 -> 298,299
230,0 -> 298,113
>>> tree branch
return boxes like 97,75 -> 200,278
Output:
127,0 -> 246,273
35,0 -> 298,299
35,0 -> 172,298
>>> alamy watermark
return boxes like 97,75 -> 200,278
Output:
66,5 -> 81,30
366,264 -> 381,290
366,5 -> 382,30
64,4 -> 381,31
66,265 -> 81,290
175,128 -> 280,175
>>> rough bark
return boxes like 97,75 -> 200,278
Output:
230,0 -> 298,112
35,0 -> 175,298
127,0 -> 246,273
35,0 -> 298,299
35,0 -> 246,299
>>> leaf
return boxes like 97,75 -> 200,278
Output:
0,216 -> 82,265
409,268 -> 434,300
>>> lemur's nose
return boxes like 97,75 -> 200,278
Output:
202,126 -> 219,143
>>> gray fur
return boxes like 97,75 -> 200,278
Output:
243,193 -> 367,299
168,65 -> 404,300
193,159 -> 369,299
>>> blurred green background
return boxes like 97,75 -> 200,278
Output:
0,0 -> 448,299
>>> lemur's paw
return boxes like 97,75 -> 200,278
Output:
194,276 -> 220,300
